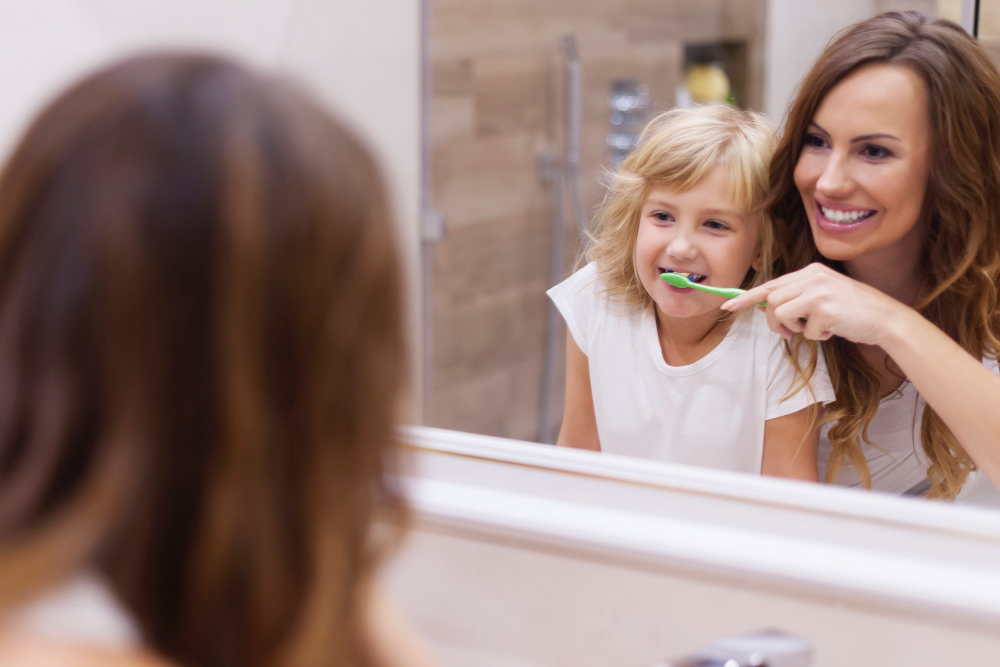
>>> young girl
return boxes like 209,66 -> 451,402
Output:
549,104 -> 835,480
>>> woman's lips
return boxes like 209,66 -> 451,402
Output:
814,200 -> 877,234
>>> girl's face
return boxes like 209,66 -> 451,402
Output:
635,167 -> 760,320
793,64 -> 932,267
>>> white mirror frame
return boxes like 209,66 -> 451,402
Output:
386,426 -> 1000,665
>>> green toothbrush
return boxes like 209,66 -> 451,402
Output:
660,272 -> 797,316
660,271 -> 749,300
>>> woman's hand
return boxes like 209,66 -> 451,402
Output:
722,263 -> 908,346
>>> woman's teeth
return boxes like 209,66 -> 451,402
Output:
820,205 -> 876,223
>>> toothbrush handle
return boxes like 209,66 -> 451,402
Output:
693,283 -> 770,308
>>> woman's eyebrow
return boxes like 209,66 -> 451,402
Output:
808,121 -> 900,143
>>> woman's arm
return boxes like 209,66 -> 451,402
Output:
557,330 -> 601,451
726,263 -> 1000,488
762,405 -> 820,482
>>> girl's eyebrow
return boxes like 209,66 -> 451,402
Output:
808,121 -> 900,144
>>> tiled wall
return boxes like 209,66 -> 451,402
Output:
426,0 -> 766,440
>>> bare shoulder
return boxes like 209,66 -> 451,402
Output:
362,584 -> 441,667
0,636 -> 174,667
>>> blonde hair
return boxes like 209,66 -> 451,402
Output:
589,103 -> 778,309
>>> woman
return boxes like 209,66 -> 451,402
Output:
724,11 -> 1000,499
0,54 -> 435,666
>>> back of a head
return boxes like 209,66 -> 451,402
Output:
0,53 -> 406,666
589,103 -> 778,309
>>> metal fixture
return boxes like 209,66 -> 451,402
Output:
420,0 -> 445,424
537,33 -> 590,444
656,630 -> 812,667
961,0 -> 980,37
607,79 -> 650,168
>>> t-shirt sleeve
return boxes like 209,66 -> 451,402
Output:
546,263 -> 602,356
765,336 -> 837,421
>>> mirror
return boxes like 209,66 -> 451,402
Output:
419,0 -> 1000,507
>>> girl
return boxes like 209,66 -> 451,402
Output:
550,104 -> 834,481
725,11 -> 1000,499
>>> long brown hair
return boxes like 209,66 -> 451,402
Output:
0,53 -> 407,666
769,11 -> 1000,498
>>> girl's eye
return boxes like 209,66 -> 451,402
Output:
652,211 -> 674,222
861,144 -> 892,159
803,133 -> 828,149
705,220 -> 730,231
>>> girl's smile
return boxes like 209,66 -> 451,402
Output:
635,167 -> 760,323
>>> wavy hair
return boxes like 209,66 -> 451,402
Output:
0,54 -> 407,666
768,11 -> 1000,498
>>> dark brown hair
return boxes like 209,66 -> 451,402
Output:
0,53 -> 407,666
769,11 -> 1000,498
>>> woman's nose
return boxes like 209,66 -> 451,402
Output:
816,152 -> 854,196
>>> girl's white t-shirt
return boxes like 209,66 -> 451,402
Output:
819,358 -> 1000,495
548,263 -> 836,474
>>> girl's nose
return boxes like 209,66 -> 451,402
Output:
667,229 -> 698,260
816,152 -> 854,196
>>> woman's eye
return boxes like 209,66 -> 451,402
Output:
803,133 -> 827,149
652,211 -> 673,222
705,220 -> 729,231
861,144 -> 891,159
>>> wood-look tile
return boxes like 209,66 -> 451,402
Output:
473,54 -> 551,137
430,354 -> 545,441
432,95 -> 475,144
433,58 -> 474,96
431,282 -> 549,390
432,209 -> 553,309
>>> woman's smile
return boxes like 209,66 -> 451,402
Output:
813,199 -> 879,234
794,63 -> 931,270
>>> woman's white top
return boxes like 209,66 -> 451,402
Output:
2,571 -> 140,647
819,358 -> 1000,496
548,263 -> 836,474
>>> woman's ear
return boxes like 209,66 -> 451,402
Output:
751,251 -> 762,272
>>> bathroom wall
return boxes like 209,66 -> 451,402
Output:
0,0 -> 423,413
427,0 -> 768,440
762,0 -> 939,122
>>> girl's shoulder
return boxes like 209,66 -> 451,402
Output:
547,262 -> 643,355
547,262 -> 634,319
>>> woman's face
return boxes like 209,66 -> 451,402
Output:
793,64 -> 932,266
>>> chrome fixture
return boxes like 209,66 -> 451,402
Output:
607,79 -> 650,168
538,33 -> 590,444
657,630 -> 812,667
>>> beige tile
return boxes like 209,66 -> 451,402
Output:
473,54 -> 551,137
432,209 -> 555,305
432,280 -> 549,389
433,57 -> 474,96
430,354 -> 545,441
434,165 -> 548,229
432,130 -> 547,185
432,95 -> 475,144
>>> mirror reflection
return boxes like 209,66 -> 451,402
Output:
423,0 -> 1000,506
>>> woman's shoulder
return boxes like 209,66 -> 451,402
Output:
2,572 -> 140,649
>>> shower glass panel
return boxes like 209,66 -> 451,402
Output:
422,0 -> 957,443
